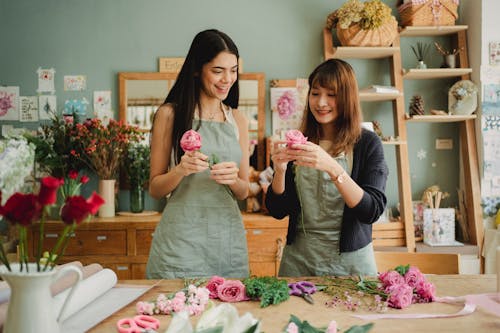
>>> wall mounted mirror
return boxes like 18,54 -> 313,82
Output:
118,72 -> 266,170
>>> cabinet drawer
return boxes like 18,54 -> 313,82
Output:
105,263 -> 131,280
136,229 -> 155,255
245,228 -> 286,262
33,230 -> 127,255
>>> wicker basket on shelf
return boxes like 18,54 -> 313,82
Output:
398,0 -> 459,27
336,16 -> 398,47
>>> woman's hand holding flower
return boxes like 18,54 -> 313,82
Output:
176,151 -> 209,176
210,161 -> 239,185
288,141 -> 336,173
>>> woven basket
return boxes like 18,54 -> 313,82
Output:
337,16 -> 398,47
398,0 -> 459,27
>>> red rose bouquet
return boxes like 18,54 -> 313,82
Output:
0,176 -> 104,272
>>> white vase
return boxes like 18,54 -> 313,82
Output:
0,263 -> 82,333
98,179 -> 116,218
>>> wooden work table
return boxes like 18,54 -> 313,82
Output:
89,275 -> 499,332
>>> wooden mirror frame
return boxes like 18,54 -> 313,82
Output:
118,72 -> 266,170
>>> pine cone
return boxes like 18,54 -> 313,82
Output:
409,95 -> 425,116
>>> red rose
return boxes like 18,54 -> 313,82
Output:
68,170 -> 79,180
206,276 -> 225,299
285,129 -> 308,148
180,130 -> 202,152
0,193 -> 42,226
61,192 -> 104,225
38,176 -> 63,205
216,280 -> 247,302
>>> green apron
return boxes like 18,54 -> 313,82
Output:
146,118 -> 249,279
278,154 -> 377,277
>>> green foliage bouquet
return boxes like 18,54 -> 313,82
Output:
124,142 -> 150,187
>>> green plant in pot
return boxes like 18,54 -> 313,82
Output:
124,142 -> 150,213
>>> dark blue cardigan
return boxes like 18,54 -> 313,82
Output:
265,129 -> 388,252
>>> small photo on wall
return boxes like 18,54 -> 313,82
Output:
37,67 -> 56,94
39,95 -> 57,120
64,98 -> 89,116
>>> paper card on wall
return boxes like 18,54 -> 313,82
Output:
19,96 -> 39,122
481,65 -> 500,84
489,42 -> 500,66
271,87 -> 303,137
93,90 -> 111,112
37,68 -> 56,94
38,95 -> 57,120
0,86 -> 20,121
64,98 -> 89,116
95,109 -> 114,126
64,75 -> 87,91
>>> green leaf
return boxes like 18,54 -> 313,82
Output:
344,323 -> 375,333
242,322 -> 261,333
395,264 -> 410,276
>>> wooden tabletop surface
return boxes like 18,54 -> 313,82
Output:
89,275 -> 499,333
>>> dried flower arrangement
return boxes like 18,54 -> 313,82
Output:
326,0 -> 393,30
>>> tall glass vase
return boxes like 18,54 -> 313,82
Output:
98,179 -> 116,218
129,182 -> 145,213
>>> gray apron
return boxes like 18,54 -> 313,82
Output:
279,154 -> 377,277
146,118 -> 249,279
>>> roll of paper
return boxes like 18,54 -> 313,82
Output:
53,268 -> 118,321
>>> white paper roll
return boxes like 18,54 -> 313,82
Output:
53,268 -> 117,321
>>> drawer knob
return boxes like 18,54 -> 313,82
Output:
96,235 -> 107,241
116,266 -> 129,271
252,229 -> 263,235
45,233 -> 58,238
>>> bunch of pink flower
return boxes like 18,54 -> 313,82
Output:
206,275 -> 248,302
285,129 -> 308,147
378,265 -> 436,309
136,284 -> 210,316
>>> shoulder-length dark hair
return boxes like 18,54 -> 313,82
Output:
301,58 -> 362,156
156,29 -> 240,164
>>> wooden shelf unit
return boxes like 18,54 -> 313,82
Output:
322,28 -> 415,251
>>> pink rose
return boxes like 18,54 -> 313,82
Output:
379,270 -> 405,288
286,322 -> 299,333
180,129 -> 202,152
285,129 -> 307,148
404,266 -> 425,288
216,279 -> 247,302
415,280 -> 436,302
206,275 -> 225,299
326,320 -> 337,333
386,283 -> 413,309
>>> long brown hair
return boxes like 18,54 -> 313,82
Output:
301,58 -> 362,156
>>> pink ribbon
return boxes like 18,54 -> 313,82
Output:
353,293 -> 500,320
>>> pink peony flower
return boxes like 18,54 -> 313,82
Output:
386,283 -> 413,309
207,275 -> 226,299
286,322 -> 299,333
216,279 -> 247,302
180,129 -> 202,152
379,270 -> 405,287
285,129 -> 308,148
415,280 -> 436,302
404,266 -> 425,288
277,91 -> 296,120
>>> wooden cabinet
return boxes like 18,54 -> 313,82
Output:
27,213 -> 288,279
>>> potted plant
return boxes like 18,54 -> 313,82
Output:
123,142 -> 150,213
326,0 -> 398,47
411,41 -> 431,69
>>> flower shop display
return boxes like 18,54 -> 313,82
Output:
398,0 -> 459,27
326,0 -> 398,47
322,264 -> 436,311
448,80 -> 478,115
124,142 -> 150,213
71,118 -> 142,217
0,176 -> 103,333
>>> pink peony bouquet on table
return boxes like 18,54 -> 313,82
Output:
206,275 -> 248,302
285,129 -> 308,147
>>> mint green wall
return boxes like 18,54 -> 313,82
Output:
0,0 -> 467,213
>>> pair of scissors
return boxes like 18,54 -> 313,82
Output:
116,314 -> 160,333
288,281 -> 317,304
